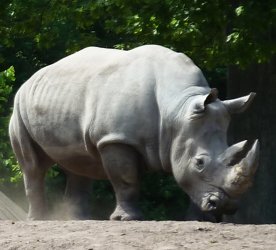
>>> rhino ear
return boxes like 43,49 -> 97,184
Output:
195,88 -> 218,113
204,88 -> 218,106
222,92 -> 256,114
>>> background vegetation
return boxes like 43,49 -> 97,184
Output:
0,0 -> 275,222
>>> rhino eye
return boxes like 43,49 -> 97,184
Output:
197,158 -> 204,165
195,157 -> 205,170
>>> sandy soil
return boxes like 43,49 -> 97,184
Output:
0,220 -> 275,250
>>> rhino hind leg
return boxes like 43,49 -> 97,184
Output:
9,116 -> 53,220
63,171 -> 92,219
99,143 -> 143,221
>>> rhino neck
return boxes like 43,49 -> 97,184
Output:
157,86 -> 210,118
157,85 -> 211,172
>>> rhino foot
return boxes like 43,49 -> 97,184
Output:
110,204 -> 143,221
27,209 -> 48,221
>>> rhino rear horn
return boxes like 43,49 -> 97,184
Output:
222,92 -> 256,114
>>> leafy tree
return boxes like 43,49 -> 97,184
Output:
1,1 -> 274,83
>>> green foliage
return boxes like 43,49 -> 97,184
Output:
0,66 -> 15,114
140,173 -> 189,220
0,66 -> 23,193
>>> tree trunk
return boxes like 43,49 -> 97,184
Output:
225,57 -> 276,223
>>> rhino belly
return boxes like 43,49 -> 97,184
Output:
52,150 -> 107,179
37,134 -> 106,179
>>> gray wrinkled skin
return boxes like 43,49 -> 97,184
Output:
9,45 -> 259,220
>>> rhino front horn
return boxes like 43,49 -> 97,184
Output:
237,139 -> 259,176
222,140 -> 260,197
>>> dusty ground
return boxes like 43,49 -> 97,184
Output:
0,220 -> 275,250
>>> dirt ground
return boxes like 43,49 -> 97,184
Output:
0,220 -> 275,250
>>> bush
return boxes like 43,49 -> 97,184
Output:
0,66 -> 24,199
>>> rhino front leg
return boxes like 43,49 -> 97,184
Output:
99,143 -> 143,221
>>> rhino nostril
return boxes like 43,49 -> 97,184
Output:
202,195 -> 221,211
209,200 -> 217,209
208,196 -> 220,210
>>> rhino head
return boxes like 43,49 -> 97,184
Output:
171,89 -> 259,217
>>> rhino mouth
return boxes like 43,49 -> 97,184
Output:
201,187 -> 238,214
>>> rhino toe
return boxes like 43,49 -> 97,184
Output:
110,204 -> 143,221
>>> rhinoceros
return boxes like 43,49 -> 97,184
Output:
9,45 -> 259,220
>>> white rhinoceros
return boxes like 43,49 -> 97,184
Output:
9,45 -> 259,220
